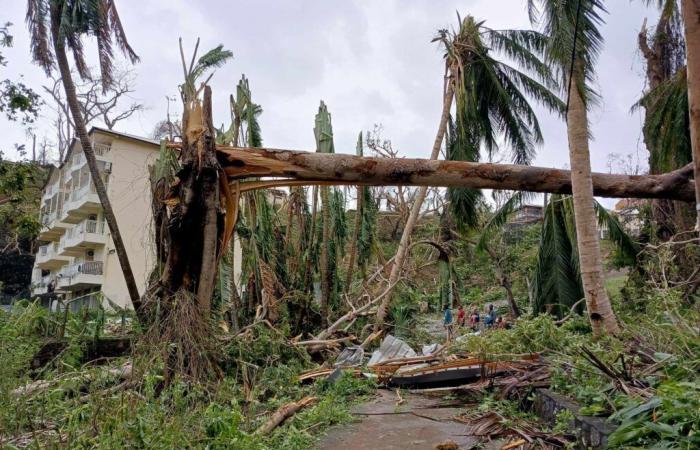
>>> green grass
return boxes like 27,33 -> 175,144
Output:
605,274 -> 627,299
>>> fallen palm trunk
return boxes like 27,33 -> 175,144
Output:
208,145 -> 696,201
256,396 -> 318,435
11,362 -> 133,397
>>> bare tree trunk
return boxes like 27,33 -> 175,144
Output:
319,186 -> 330,327
375,83 -> 454,328
50,6 -> 144,321
567,73 -> 620,336
344,187 -> 363,292
217,148 -> 696,202
682,0 -> 700,230
484,245 -> 520,318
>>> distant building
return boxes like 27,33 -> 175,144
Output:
613,198 -> 644,237
507,204 -> 544,229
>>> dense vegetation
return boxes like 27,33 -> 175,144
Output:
2,0 -> 700,448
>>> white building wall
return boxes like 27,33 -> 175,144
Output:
100,137 -> 158,308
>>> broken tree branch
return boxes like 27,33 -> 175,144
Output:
256,396 -> 318,435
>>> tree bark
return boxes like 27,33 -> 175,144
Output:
682,0 -> 700,229
216,148 -> 696,202
50,5 -> 144,321
566,73 -> 620,336
375,82 -> 455,328
319,186 -> 330,327
344,187 -> 364,292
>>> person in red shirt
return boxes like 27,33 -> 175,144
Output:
457,304 -> 466,327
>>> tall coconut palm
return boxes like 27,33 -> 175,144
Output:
528,0 -> 620,335
376,14 -> 563,327
26,0 -> 144,316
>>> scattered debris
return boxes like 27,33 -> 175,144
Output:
395,388 -> 404,406
11,362 -> 133,397
422,343 -> 443,356
454,411 -> 571,448
334,346 -> 364,367
368,334 -> 417,365
297,367 -> 362,383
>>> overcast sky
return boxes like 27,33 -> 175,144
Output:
1,0 -> 658,206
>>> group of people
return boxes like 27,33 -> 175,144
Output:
443,303 -> 508,340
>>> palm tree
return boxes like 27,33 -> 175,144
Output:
680,0 -> 700,230
528,0 -> 620,336
376,14 -> 562,327
26,0 -> 144,316
479,192 -> 638,318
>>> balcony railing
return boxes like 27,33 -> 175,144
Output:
72,143 -> 111,168
93,143 -> 111,156
62,261 -> 104,277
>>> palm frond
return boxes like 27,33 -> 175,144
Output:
26,0 -> 53,74
191,45 -> 233,83
531,194 -> 583,316
528,0 -> 607,102
633,67 -> 690,172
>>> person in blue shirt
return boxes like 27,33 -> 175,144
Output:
443,305 -> 454,341
484,304 -> 497,327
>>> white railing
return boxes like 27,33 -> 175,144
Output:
70,183 -> 94,202
83,220 -> 104,234
41,211 -> 56,225
93,143 -> 111,156
72,143 -> 111,168
38,242 -> 63,260
61,261 -> 104,278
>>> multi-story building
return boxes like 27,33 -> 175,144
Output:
507,204 -> 544,229
30,127 -> 161,310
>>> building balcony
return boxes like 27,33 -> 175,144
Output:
70,143 -> 112,169
35,243 -> 71,270
59,220 -> 107,256
60,183 -> 104,223
37,210 -> 70,241
31,275 -> 52,296
57,261 -> 104,291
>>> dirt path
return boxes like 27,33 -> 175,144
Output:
317,389 -> 504,450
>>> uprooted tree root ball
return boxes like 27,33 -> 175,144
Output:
137,289 -> 222,385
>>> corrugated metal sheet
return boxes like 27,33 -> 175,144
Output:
368,334 -> 417,366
